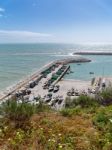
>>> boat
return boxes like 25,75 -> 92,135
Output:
89,72 -> 94,75
77,63 -> 81,65
70,71 -> 74,73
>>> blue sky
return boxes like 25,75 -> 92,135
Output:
0,0 -> 112,43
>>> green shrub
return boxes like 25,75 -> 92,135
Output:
92,106 -> 112,132
60,107 -> 81,117
2,100 -> 35,121
78,95 -> 98,107
99,88 -> 112,105
0,99 -> 51,128
36,100 -> 51,113
65,95 -> 99,109
94,112 -> 108,125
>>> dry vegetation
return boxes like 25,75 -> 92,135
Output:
0,91 -> 112,150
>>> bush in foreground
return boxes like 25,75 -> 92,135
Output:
0,92 -> 112,150
65,95 -> 99,108
0,99 -> 51,128
98,88 -> 112,105
92,106 -> 112,149
60,106 -> 81,117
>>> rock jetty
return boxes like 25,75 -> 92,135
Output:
74,51 -> 112,55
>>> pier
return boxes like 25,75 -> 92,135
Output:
53,65 -> 70,85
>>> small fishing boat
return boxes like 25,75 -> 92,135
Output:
70,71 -> 74,73
89,72 -> 94,75
77,63 -> 81,65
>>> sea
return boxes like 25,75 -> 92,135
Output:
0,43 -> 112,91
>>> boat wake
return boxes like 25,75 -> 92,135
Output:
53,52 -> 75,57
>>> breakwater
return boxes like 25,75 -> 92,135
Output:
74,51 -> 112,55
58,57 -> 91,64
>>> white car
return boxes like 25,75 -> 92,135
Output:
48,86 -> 54,92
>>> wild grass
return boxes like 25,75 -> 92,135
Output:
60,106 -> 81,117
65,95 -> 99,109
0,90 -> 112,149
0,99 -> 51,129
98,88 -> 112,105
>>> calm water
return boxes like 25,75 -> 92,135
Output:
0,43 -> 112,91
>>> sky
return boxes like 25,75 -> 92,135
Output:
0,0 -> 112,43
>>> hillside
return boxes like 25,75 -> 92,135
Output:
0,93 -> 112,150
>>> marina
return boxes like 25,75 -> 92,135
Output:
0,56 -> 91,105
0,53 -> 111,110
1,44 -> 112,90
0,45 -> 112,110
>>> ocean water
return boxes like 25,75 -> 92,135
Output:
0,43 -> 112,91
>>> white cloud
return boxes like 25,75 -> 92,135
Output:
0,7 -> 5,12
0,30 -> 52,43
0,30 -> 51,37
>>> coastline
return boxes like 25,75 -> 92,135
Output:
1,55 -> 112,110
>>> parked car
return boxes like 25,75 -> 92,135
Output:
45,96 -> 51,103
58,96 -> 63,104
44,93 -> 52,102
75,90 -> 80,96
48,85 -> 54,92
29,81 -> 36,88
67,90 -> 72,96
26,89 -> 31,95
53,96 -> 59,103
53,85 -> 60,93
43,84 -> 48,89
